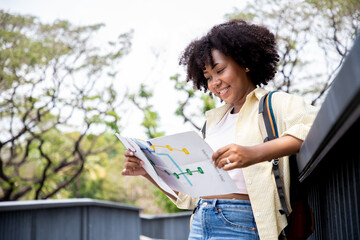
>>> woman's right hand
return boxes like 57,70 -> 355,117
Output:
122,149 -> 178,201
122,150 -> 147,176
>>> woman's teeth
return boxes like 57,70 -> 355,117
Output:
219,87 -> 229,96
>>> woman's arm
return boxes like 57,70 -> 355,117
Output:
122,150 -> 178,201
212,135 -> 302,170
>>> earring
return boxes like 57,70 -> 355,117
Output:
245,68 -> 250,72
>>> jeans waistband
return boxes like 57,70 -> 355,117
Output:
197,198 -> 251,208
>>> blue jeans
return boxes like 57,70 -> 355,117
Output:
188,199 -> 260,240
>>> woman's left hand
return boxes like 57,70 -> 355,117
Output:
212,144 -> 259,170
212,136 -> 303,170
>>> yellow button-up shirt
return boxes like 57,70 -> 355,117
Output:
172,88 -> 318,240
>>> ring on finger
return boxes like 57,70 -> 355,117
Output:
226,158 -> 231,164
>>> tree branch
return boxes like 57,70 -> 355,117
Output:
35,139 -> 52,199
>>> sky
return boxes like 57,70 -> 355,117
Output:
1,0 -> 244,138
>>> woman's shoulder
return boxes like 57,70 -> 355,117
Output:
271,91 -> 309,106
271,91 -> 318,117
271,90 -> 295,99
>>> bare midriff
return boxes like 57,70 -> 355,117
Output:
201,193 -> 250,200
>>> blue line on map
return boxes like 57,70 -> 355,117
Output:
133,139 -> 193,186
156,153 -> 192,186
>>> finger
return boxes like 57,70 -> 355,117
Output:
122,162 -> 145,176
121,168 -> 131,175
212,146 -> 229,163
222,162 -> 236,171
212,147 -> 231,168
124,159 -> 144,170
217,157 -> 232,169
124,149 -> 135,157
126,156 -> 143,165
214,153 -> 232,169
122,167 -> 139,176
214,156 -> 227,168
124,149 -> 143,164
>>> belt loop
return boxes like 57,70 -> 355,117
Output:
212,199 -> 218,208
197,198 -> 202,206
213,199 -> 221,214
192,206 -> 198,214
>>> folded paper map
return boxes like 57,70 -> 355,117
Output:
116,131 -> 239,199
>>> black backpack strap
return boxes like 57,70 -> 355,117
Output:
259,92 -> 278,141
273,162 -> 290,215
259,91 -> 290,216
201,121 -> 207,139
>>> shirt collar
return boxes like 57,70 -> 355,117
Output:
247,87 -> 268,101
205,88 -> 268,125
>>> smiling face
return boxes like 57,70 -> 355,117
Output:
204,49 -> 255,113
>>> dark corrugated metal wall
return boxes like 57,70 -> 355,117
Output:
0,199 -> 194,240
141,212 -> 192,240
0,201 -> 142,240
305,121 -> 360,240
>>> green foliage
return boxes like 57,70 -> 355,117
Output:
0,10 -> 131,201
127,84 -> 164,139
152,188 -> 183,213
306,0 -> 360,16
201,94 -> 216,113
61,133 -> 124,200
170,73 -> 217,129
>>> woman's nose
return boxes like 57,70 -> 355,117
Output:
211,76 -> 221,87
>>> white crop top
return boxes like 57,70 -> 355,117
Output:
205,107 -> 248,195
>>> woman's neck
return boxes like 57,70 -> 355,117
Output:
232,86 -> 256,113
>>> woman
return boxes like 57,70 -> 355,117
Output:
122,19 -> 317,240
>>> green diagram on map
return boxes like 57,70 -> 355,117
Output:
172,167 -> 204,179
162,167 -> 205,180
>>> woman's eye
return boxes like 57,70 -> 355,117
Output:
217,68 -> 224,74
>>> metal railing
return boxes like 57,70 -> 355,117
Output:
297,36 -> 360,239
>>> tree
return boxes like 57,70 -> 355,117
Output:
0,10 -> 132,201
226,0 -> 359,105
306,0 -> 360,104
127,84 -> 164,138
171,73 -> 217,130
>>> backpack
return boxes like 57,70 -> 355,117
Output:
259,91 -> 314,240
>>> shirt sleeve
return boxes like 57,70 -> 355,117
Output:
272,92 -> 318,141
168,192 -> 199,210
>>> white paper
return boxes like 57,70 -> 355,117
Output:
116,131 -> 240,198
